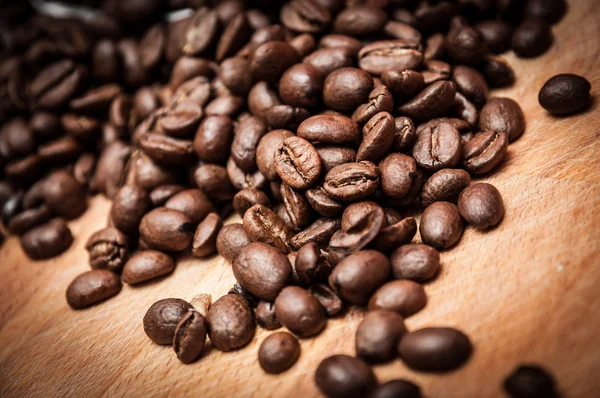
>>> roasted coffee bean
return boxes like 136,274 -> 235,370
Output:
73,153 -> 96,188
193,164 -> 236,201
85,227 -> 128,272
243,204 -> 293,253
37,136 -> 81,165
475,20 -> 512,54
139,134 -> 194,166
165,189 -> 216,225
482,56 -> 515,88
110,185 -> 152,234
398,327 -> 472,372
139,23 -> 166,71
71,84 -> 122,115
139,208 -> 195,252
420,169 -> 471,208
289,33 -> 317,58
323,161 -> 380,202
315,355 -> 377,398
122,250 -> 174,284
309,283 -> 343,316
371,380 -> 422,398
463,131 -> 508,174
248,82 -> 282,121
291,217 -> 340,250
329,250 -> 389,304
445,25 -> 487,65
191,213 -> 223,257
398,81 -> 457,122
525,0 -> 567,25
381,70 -> 424,102
144,298 -> 193,345
356,310 -> 406,363
280,183 -> 313,229
420,202 -> 464,249
298,115 -> 360,146
305,187 -> 344,218
264,105 -> 310,131
216,13 -> 250,62
281,0 -> 331,34
192,115 -> 234,164
118,39 -> 148,87
231,116 -> 266,172
329,207 -> 385,265
372,217 -> 417,253
183,8 -> 218,56
352,85 -> 394,126
512,19 -> 553,58
452,66 -> 488,108
258,331 -> 301,374
369,280 -> 427,317
334,6 -> 387,36
384,20 -> 422,44
41,170 -> 86,220
7,206 -> 51,235
275,136 -> 322,190
356,112 -> 395,163
304,47 -> 354,76
66,270 -> 122,309
256,129 -> 295,180
294,242 -> 331,285
319,34 -> 363,56
479,97 -> 526,142
539,74 -> 592,116
233,188 -> 270,215
149,185 -> 186,207
458,183 -> 504,229
453,92 -> 479,127
4,155 -> 44,184
391,116 -> 416,152
256,300 -> 281,330
379,153 -> 418,200
171,75 -> 211,106
27,59 -> 84,110
279,63 -> 323,109
173,309 -> 207,364
233,242 -> 292,301
21,219 -> 73,260
422,59 -> 451,85
205,95 -> 244,117
206,294 -> 255,352
251,41 -> 300,84
61,114 -> 101,141
93,40 -> 121,83
131,153 -> 181,192
0,118 -> 35,158
275,285 -> 327,337
218,57 -> 253,97
391,244 -> 440,282
323,68 -> 373,112
215,223 -> 251,263
341,201 -> 384,232
413,121 -> 461,173
504,364 -> 558,398
92,141 -> 131,199
358,40 -> 423,76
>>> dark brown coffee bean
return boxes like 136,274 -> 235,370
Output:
216,13 -> 250,62
27,59 -> 84,109
308,283 -> 343,316
121,250 -> 174,285
132,152 -> 181,191
372,217 -> 417,254
420,202 -> 464,249
218,57 -> 253,96
298,115 -> 360,146
275,136 -> 322,190
256,300 -> 281,330
274,285 -> 326,337
504,364 -> 558,398
61,114 -> 101,141
206,294 -> 255,352
149,185 -> 186,207
420,169 -> 471,208
391,116 -> 416,152
191,213 -> 223,258
422,59 -> 452,85
251,41 -> 300,84
205,95 -> 244,117
398,327 -> 472,372
248,81 -> 282,121
329,250 -> 389,304
445,25 -> 487,64
216,223 -> 251,262
319,34 -> 363,56
110,185 -> 152,235
289,33 -> 317,57
356,310 -> 406,363
294,242 -> 331,285
358,40 -> 423,76
21,219 -> 73,260
0,118 -> 35,158
92,40 -> 121,83
452,66 -> 488,108
171,74 -> 211,105
479,97 -> 526,142
315,355 -> 377,398
384,20 -> 422,44
511,19 -> 553,58
324,161 -> 380,202
352,85 -> 394,126
233,188 -> 270,215
92,141 -> 132,199
334,6 -> 387,36
139,208 -> 195,252
304,47 -> 354,76
323,68 -> 373,112
453,92 -> 479,127
305,187 -> 344,218
356,112 -> 395,163
183,8 -> 218,56
7,205 -> 51,235
475,20 -> 513,54
371,380 -> 422,398
413,121 -> 462,173
73,153 -> 96,188
66,269 -> 122,309
525,0 -> 567,24
36,136 -> 81,166
424,32 -> 445,60
144,298 -> 193,345
329,206 -> 385,264
118,39 -> 148,87
539,74 -> 592,116
391,244 -> 440,282
243,204 -> 294,253
138,23 -> 166,71
458,183 -> 504,229
29,111 -> 60,140
279,63 -> 323,109
398,81 -> 457,122
139,134 -> 193,166
193,164 -> 236,201
369,280 -> 427,317
172,309 -> 206,364
291,217 -> 340,250
231,116 -> 266,172
264,105 -> 311,131
256,129 -> 294,180
258,331 -> 301,374
341,201 -> 384,232
187,115 -> 234,163
381,70 -> 424,102
85,227 -> 128,272
281,0 -> 331,34
379,153 -> 419,200
4,155 -> 44,184
280,183 -> 313,229
71,84 -> 122,115
463,131 -> 508,174
165,189 -> 216,225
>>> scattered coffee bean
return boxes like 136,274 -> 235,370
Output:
463,130 -> 509,175
275,286 -> 327,337
413,121 -> 462,172
356,310 -> 406,363
206,294 -> 255,352
121,250 -> 174,285
66,269 -> 122,309
371,380 -> 422,398
256,301 -> 281,330
144,298 -> 193,345
191,213 -> 223,258
243,204 -> 294,253
329,250 -> 390,304
41,170 -> 87,220
479,97 -> 526,142
216,223 -> 251,262
512,19 -> 553,58
398,81 -> 457,122
315,354 -> 377,398
504,364 -> 557,398
258,331 -> 301,374
328,208 -> 385,265
420,202 -> 464,249
110,185 -> 153,235
391,244 -> 440,282
539,74 -> 592,116
324,161 -> 380,202
139,208 -> 195,252
372,217 -> 417,254
369,280 -> 428,317
21,219 -> 73,260
173,309 -> 206,364
309,283 -> 343,317
85,227 -> 128,272
420,169 -> 471,208
298,114 -> 360,146
458,183 -> 505,229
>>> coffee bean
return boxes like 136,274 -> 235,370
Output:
356,112 -> 395,163
323,68 -> 373,112
298,115 -> 360,146
173,309 -> 207,364
248,82 -> 283,121
118,38 -> 149,87
352,85 -> 394,126
445,25 -> 487,64
4,155 -> 44,184
398,81 -> 457,122
164,189 -> 216,225
256,300 -> 281,330
289,33 -> 317,58
369,280 -> 427,317
279,63 -> 323,109
420,202 -> 464,249
148,185 -> 185,208
27,59 -> 84,110
216,223 -> 251,262
21,219 -> 73,260
308,283 -> 343,317
291,217 -> 340,250
131,153 -> 181,192
504,364 -> 557,398
139,23 -> 166,70
233,188 -> 270,215
93,40 -> 121,83
413,121 -> 462,172
121,250 -> 174,285
243,204 -> 294,253
194,164 -> 236,201
92,141 -> 132,199
251,41 -> 300,84
390,116 -> 416,152
139,208 -> 195,252
231,116 -> 267,172
358,40 -> 423,76
475,20 -> 513,54
85,227 -> 129,272
205,95 -> 244,117
525,0 -> 567,25
356,310 -> 406,363
379,153 -> 419,200
539,74 -> 592,116
256,129 -> 294,180
420,168 -> 471,208
324,161 -> 380,202
479,97 -> 525,142
0,117 -> 35,158
139,134 -> 194,166
341,201 -> 385,232
144,298 -> 193,345
264,105 -> 310,131
294,242 -> 331,285
216,13 -> 250,62
371,380 -> 422,398
191,213 -> 223,257
71,84 -> 122,115
41,170 -> 87,220
7,206 -> 52,235
329,250 -> 390,304
304,47 -> 354,76
274,285 -> 327,337
385,20 -> 422,44
193,115 -> 234,164
206,293 -> 255,352
481,55 -> 516,88
334,6 -> 387,36
452,66 -> 488,108
391,244 -> 440,282
511,19 -> 553,58
281,0 -> 331,34
328,208 -> 385,265
66,269 -> 122,309
315,354 -> 377,398
280,183 -> 313,229
319,34 -> 363,56
458,183 -> 504,229
381,70 -> 424,102
398,327 -> 472,372
110,185 -> 153,235
463,130 -> 508,174
305,187 -> 344,218
258,331 -> 301,374
274,136 -> 322,190
372,217 -> 417,253
218,57 -> 253,97
183,8 -> 218,56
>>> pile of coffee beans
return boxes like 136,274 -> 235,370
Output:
0,0 -> 583,396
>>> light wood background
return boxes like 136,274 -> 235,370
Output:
1,1 -> 600,397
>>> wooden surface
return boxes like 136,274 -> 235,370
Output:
2,2 -> 600,397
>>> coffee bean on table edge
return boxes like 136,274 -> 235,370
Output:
315,354 -> 377,398
85,227 -> 129,272
66,269 -> 122,309
369,280 -> 428,317
144,298 -> 194,345
458,183 -> 505,229
258,331 -> 301,374
539,74 -> 592,116
173,309 -> 207,364
504,364 -> 558,398
420,202 -> 465,249
371,380 -> 422,398
206,294 -> 255,352
355,310 -> 406,363
274,286 -> 327,338
121,250 -> 175,285
21,219 -> 74,260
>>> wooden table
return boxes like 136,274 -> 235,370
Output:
1,2 -> 600,397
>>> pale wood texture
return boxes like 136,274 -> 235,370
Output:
1,2 -> 600,397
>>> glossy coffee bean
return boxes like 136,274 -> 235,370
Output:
41,170 -> 87,220
392,116 -> 416,152
329,207 -> 385,265
173,309 -> 207,364
279,63 -> 323,109
216,223 -> 251,262
258,331 -> 301,374
452,65 -> 488,108
251,41 -> 300,84
298,115 -> 360,146
144,298 -> 193,345
413,121 -> 462,173
280,0 -> 331,34
304,47 -> 354,76
482,56 -> 516,88
315,355 -> 377,398
7,206 -> 51,236
463,131 -> 508,174
66,269 -> 122,309
280,183 -> 313,230
352,85 -> 394,126
309,283 -> 343,317
329,250 -> 390,304
341,201 -> 384,232
356,310 -> 406,363
256,129 -> 294,180
264,105 -> 310,131
231,116 -> 266,172
191,213 -> 223,257
479,97 -> 526,142
256,300 -> 281,330
382,70 -> 424,102
305,187 -> 344,218
193,164 -> 236,201
275,136 -> 322,190
475,20 -> 513,54
511,19 -> 553,58
525,0 -> 567,25
324,161 -> 380,202
21,219 -> 73,260
539,74 -> 592,116
110,185 -> 152,235
398,81 -> 457,122
358,40 -> 423,76
379,153 -> 419,200
369,280 -> 427,317
183,8 -> 218,56
122,250 -> 174,285
275,286 -> 327,337
370,380 -> 422,398
420,169 -> 471,208
291,217 -> 341,250
458,183 -> 504,229
233,188 -> 270,216
323,68 -> 373,112
372,217 -> 417,254
391,244 -> 440,282
206,294 -> 255,352
139,208 -> 195,252
193,115 -> 234,164
319,34 -> 363,56
139,134 -> 194,166
420,202 -> 464,249
334,6 -> 387,37
357,112 -> 395,163
504,364 -> 557,398
294,242 -> 331,285
243,204 -> 294,253
85,227 -> 128,272
165,189 -> 216,225
445,25 -> 487,65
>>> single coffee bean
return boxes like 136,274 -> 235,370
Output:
139,208 -> 195,252
379,153 -> 419,200
382,70 -> 424,102
248,81 -> 283,121
482,56 -> 516,88
422,59 -> 451,85
258,331 -> 301,374
121,250 -> 174,285
452,65 -> 488,108
358,40 -> 423,76
0,117 -> 35,158
280,0 -> 331,34
319,34 -> 363,56
458,183 -> 504,229
298,115 -> 360,146
131,153 -> 181,192
193,115 -> 234,164
193,164 -> 236,201
243,204 -> 294,253
173,309 -> 207,364
323,68 -> 373,112
139,134 -> 194,166
66,269 -> 122,309
110,185 -> 153,235
511,19 -> 553,58
218,57 -> 253,96
256,300 -> 281,330
445,25 -> 487,65
294,242 -> 331,285
525,0 -> 567,25
305,187 -> 344,218
398,327 -> 472,372
280,183 -> 313,229
92,141 -> 132,199
341,201 -> 385,232
315,355 -> 377,398
398,81 -> 457,122
371,380 -> 422,398
504,364 -> 558,398
384,20 -> 422,44
143,298 -> 193,345
420,202 -> 464,249
372,217 -> 417,254
329,208 -> 385,265
352,85 -> 394,126
329,250 -> 390,304
369,280 -> 427,317
204,95 -> 244,117
391,244 -> 440,282
164,189 -> 216,226
264,105 -> 310,131
216,223 -> 251,262
183,8 -> 218,56
41,170 -> 86,220
27,59 -> 84,110
279,63 -> 324,109
290,33 -> 317,57
309,283 -> 343,317
413,121 -> 462,173
251,41 -> 300,84
233,242 -> 292,301
324,161 -> 380,202
85,227 -> 128,272
334,6 -> 387,37
206,294 -> 255,352
356,310 -> 406,363
391,116 -> 416,152
233,188 -> 270,216
420,169 -> 471,208
475,20 -> 513,54
256,129 -> 295,180
480,97 -> 526,142
463,131 -> 508,174
275,136 -> 322,190
73,153 -> 96,188
21,219 -> 73,260
231,116 -> 267,172
191,212 -> 223,257
304,47 -> 354,76
216,13 -> 250,62
149,185 -> 186,207
539,74 -> 592,116
274,286 -> 327,337
291,217 -> 340,251
6,204 -> 49,235
71,84 -> 122,114
356,112 -> 395,163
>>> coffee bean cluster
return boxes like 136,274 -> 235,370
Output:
0,0 -> 572,396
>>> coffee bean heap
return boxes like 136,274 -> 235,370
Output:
0,0 -> 577,396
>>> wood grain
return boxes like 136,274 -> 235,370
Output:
1,1 -> 600,397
